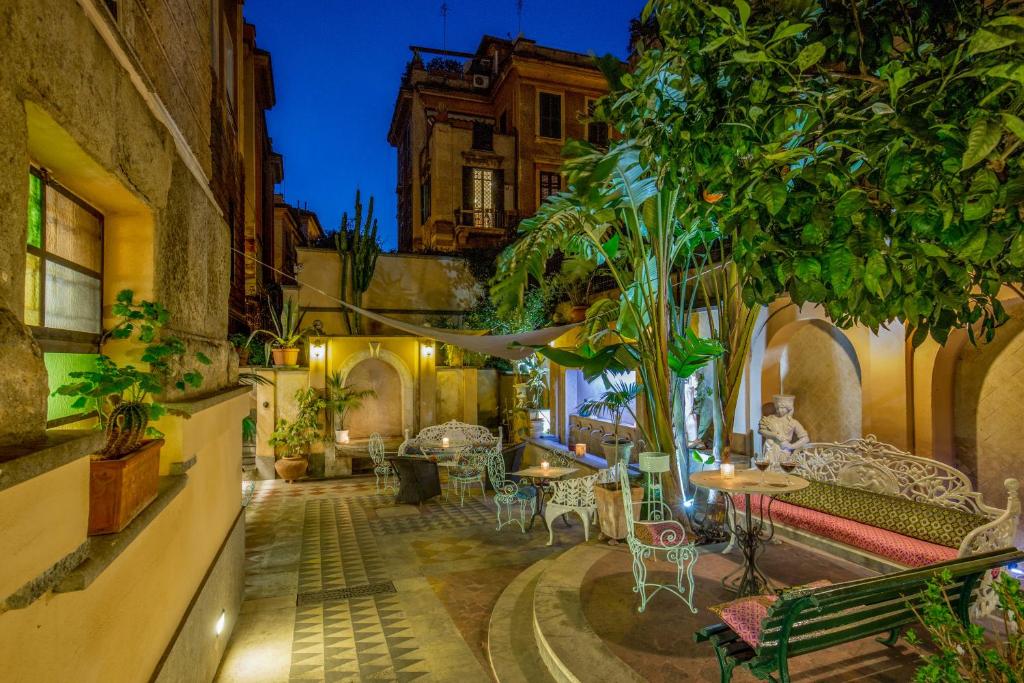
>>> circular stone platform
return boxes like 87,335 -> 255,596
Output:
516,539 -> 925,682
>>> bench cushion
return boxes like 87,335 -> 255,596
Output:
735,495 -> 959,567
776,480 -> 988,548
708,580 -> 832,648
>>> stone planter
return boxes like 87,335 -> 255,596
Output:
601,439 -> 633,465
88,438 -> 163,535
272,347 -> 299,367
595,483 -> 643,541
335,429 -> 350,444
275,456 -> 308,482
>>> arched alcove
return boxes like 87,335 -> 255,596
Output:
761,319 -> 863,443
334,349 -> 414,438
953,304 -> 1024,515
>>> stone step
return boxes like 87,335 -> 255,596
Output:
531,544 -> 644,683
486,559 -> 556,683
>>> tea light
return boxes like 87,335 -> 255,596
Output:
721,463 -> 735,478
574,443 -> 586,458
441,437 -> 450,448
541,460 -> 550,470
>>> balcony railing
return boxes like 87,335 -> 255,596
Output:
455,208 -> 520,231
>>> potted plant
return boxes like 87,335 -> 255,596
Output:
267,387 -> 326,482
228,333 -> 251,366
53,289 -> 210,534
325,371 -> 376,444
554,258 -> 599,322
576,380 -> 641,466
514,354 -> 549,438
248,297 -> 307,367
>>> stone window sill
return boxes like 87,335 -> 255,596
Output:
0,429 -> 105,493
55,474 -> 188,594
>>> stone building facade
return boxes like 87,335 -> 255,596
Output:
387,35 -> 612,253
0,0 -> 277,679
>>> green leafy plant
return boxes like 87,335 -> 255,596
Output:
515,353 -> 549,409
268,387 -> 327,459
576,379 -> 642,453
53,289 -> 211,458
247,297 -> 307,349
324,371 -> 376,432
906,570 -> 1024,682
335,190 -> 381,335
241,415 -> 257,444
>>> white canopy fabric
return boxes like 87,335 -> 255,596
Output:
337,299 -> 578,361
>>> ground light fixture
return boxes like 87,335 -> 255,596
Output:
215,609 -> 226,636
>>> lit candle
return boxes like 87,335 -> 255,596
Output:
721,463 -> 735,478
541,460 -> 550,470
441,437 -> 450,448
574,443 -> 586,458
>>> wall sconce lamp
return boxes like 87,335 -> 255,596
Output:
309,337 -> 326,361
368,340 -> 381,358
422,342 -> 434,359
215,609 -> 226,636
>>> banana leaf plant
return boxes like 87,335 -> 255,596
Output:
494,143 -> 725,516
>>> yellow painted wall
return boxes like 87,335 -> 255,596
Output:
0,392 -> 247,683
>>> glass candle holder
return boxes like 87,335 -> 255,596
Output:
541,460 -> 550,470
441,437 -> 450,448
574,443 -> 586,458
721,463 -> 736,478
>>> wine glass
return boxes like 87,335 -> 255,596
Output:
754,455 -> 770,485
780,460 -> 797,475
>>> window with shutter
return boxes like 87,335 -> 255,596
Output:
538,92 -> 562,139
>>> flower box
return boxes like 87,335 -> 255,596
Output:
88,439 -> 163,535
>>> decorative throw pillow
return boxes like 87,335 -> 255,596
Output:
778,481 -> 989,548
708,580 -> 832,648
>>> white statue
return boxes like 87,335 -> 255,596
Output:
758,394 -> 809,463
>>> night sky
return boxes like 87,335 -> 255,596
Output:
242,0 -> 644,251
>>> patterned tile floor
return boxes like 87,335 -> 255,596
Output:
216,476 -> 584,682
215,476 -> 935,682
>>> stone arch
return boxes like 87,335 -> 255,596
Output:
761,318 -> 863,443
951,300 -> 1024,513
334,349 -> 414,438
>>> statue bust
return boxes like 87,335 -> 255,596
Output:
758,394 -> 809,463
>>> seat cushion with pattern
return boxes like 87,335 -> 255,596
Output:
734,495 -> 959,567
515,487 -> 537,500
708,580 -> 832,648
777,480 -> 988,548
634,521 -> 686,548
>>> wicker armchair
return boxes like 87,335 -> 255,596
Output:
620,466 -> 698,613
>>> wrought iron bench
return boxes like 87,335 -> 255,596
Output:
731,437 -> 1020,586
695,547 -> 1024,683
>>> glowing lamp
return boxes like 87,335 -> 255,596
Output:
215,609 -> 226,636
441,437 -> 450,448
309,337 -> 326,361
541,460 -> 550,470
721,463 -> 736,479
422,342 -> 434,358
574,443 -> 586,458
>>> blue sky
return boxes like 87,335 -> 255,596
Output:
243,0 -> 644,250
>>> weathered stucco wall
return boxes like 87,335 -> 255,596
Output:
297,249 -> 483,335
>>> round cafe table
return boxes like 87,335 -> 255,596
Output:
690,468 -> 808,597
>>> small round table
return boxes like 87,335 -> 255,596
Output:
690,468 -> 809,597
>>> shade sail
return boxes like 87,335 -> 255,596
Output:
336,299 -> 578,361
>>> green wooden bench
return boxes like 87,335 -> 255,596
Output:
694,547 -> 1024,683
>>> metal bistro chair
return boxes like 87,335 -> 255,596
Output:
445,446 -> 488,506
545,471 -> 600,546
368,432 -> 395,495
484,447 -> 536,533
620,466 -> 699,613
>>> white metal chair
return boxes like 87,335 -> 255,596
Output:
445,446 -> 488,506
368,432 -> 395,494
545,472 -> 600,546
620,466 -> 698,613
484,447 -> 536,533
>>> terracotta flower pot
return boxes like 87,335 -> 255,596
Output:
272,347 -> 299,367
275,456 -> 308,483
601,439 -> 634,465
568,305 -> 588,322
237,348 -> 251,366
89,439 -> 163,535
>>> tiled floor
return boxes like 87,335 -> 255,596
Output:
216,476 -> 933,682
216,477 -> 585,682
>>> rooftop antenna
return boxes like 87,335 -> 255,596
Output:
441,3 -> 448,50
516,0 -> 523,36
